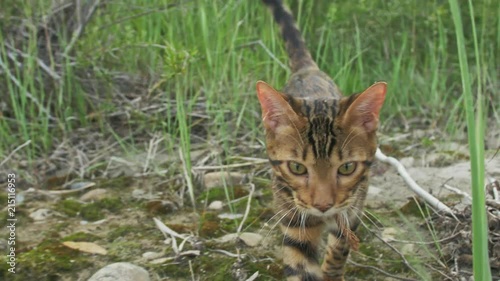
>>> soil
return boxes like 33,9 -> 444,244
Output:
1,138 -> 499,281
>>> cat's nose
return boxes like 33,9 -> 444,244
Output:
313,203 -> 333,213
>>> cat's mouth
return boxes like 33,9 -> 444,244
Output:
308,206 -> 343,217
293,195 -> 345,217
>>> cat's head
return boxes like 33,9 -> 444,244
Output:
256,81 -> 386,217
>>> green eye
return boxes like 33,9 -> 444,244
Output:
338,162 -> 356,175
288,161 -> 307,175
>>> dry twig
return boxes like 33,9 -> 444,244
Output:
0,140 -> 32,168
375,148 -> 456,217
347,260 -> 419,281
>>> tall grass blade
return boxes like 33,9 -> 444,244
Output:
447,0 -> 491,279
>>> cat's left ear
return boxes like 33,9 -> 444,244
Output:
344,82 -> 387,132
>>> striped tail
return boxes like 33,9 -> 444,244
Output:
263,0 -> 318,72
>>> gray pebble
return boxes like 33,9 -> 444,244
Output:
87,262 -> 150,281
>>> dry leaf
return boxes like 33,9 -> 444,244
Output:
62,241 -> 107,255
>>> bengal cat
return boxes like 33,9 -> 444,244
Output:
257,1 -> 387,280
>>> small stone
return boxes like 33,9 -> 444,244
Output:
208,200 -> 223,210
216,232 -> 263,247
218,213 -> 243,220
400,157 -> 415,168
216,233 -> 239,244
238,232 -> 263,247
142,251 -> 163,260
80,189 -> 107,202
29,209 -> 51,221
367,185 -> 382,196
16,192 -> 25,204
132,189 -> 146,198
203,172 -> 245,189
381,227 -> 399,242
87,262 -> 150,281
401,244 -> 415,255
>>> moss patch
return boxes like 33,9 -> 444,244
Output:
97,177 -> 134,189
107,240 -> 143,259
62,231 -> 100,242
15,239 -> 92,280
56,197 -> 125,221
56,199 -> 83,217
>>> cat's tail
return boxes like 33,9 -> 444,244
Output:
262,0 -> 318,72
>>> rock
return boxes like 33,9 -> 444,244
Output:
203,172 -> 245,189
142,251 -> 164,260
208,200 -> 223,210
218,213 -> 243,220
367,185 -> 382,196
80,189 -> 108,202
87,262 -> 150,281
381,227 -> 399,242
238,232 -> 263,247
216,232 -> 263,247
401,243 -> 415,255
29,209 -> 51,221
131,189 -> 146,198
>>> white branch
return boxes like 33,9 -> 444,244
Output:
375,148 -> 456,217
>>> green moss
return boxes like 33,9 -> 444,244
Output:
0,196 -> 29,227
154,254 -> 234,280
106,224 -> 155,242
15,239 -> 92,279
97,177 -> 134,189
0,193 -> 7,205
107,240 -> 142,259
57,197 -> 124,221
62,231 -> 100,242
244,257 -> 282,280
197,255 -> 234,280
198,185 -> 249,204
107,225 -> 134,241
154,255 -> 223,279
57,199 -> 83,217
96,197 -> 124,212
80,204 -> 104,221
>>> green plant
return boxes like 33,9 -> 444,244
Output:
448,0 -> 491,279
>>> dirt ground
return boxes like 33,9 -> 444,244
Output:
1,128 -> 499,281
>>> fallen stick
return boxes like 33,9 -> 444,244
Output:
375,148 -> 456,217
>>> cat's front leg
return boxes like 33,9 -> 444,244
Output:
280,221 -> 324,281
322,214 -> 361,281
321,231 -> 350,281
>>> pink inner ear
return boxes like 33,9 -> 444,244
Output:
256,81 -> 293,131
346,82 -> 387,132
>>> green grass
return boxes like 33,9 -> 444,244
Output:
448,0 -> 491,279
0,0 -> 498,277
1,0 -> 498,160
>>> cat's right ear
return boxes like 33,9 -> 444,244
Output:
256,81 -> 297,131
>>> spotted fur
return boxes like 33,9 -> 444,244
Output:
258,1 -> 387,280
